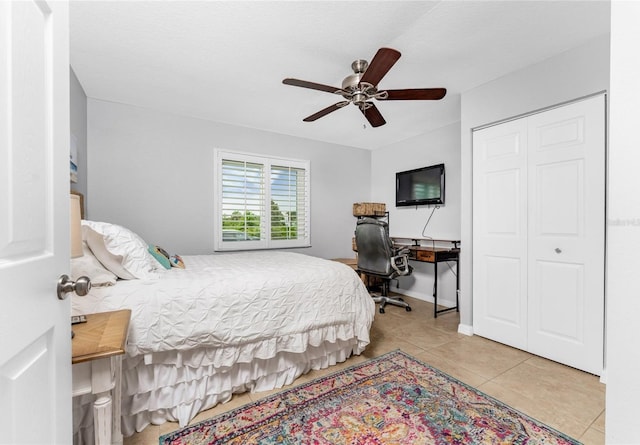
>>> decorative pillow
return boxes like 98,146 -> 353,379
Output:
81,220 -> 161,280
170,254 -> 185,269
70,242 -> 118,287
149,245 -> 171,269
83,226 -> 135,279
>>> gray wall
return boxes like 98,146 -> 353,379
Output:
459,34 -> 610,331
69,68 -> 88,200
86,99 -> 371,259
370,121 -> 461,305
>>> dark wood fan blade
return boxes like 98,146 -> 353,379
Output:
359,48 -> 401,87
381,88 -> 447,101
283,78 -> 343,94
360,103 -> 386,127
303,102 -> 349,122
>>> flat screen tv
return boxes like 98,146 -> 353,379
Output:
396,163 -> 445,206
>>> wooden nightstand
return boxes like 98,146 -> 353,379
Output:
72,310 -> 131,445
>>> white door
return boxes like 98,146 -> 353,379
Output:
473,95 -> 605,375
0,1 -> 72,444
472,118 -> 529,350
527,95 -> 605,375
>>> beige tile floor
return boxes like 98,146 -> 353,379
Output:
124,296 -> 605,444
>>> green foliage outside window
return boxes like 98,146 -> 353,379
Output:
221,200 -> 298,240
222,211 -> 261,238
271,200 -> 298,240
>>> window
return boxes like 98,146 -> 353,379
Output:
214,149 -> 310,251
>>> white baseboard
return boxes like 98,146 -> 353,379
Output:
457,323 -> 473,336
599,367 -> 607,384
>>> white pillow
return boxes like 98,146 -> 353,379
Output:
83,226 -> 135,279
82,220 -> 161,280
71,242 -> 118,287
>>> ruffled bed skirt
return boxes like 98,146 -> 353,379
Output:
73,337 -> 366,444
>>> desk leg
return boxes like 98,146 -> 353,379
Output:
112,356 -> 123,444
91,360 -> 113,445
433,257 -> 460,318
456,257 -> 460,313
433,262 -> 438,318
93,392 -> 112,445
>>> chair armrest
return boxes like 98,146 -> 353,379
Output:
390,253 -> 411,276
393,245 -> 410,256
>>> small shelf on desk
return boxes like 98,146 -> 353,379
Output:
391,236 -> 460,249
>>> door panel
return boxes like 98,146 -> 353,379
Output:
536,160 -> 583,236
484,131 -> 523,159
527,95 -> 605,375
0,1 -> 71,443
484,256 -> 523,326
484,170 -> 522,235
535,260 -> 584,341
0,331 -> 55,442
473,119 -> 528,350
0,1 -> 48,259
537,116 -> 585,150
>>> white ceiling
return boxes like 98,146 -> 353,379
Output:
69,1 -> 610,150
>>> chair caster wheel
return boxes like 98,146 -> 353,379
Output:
405,306 -> 412,312
379,307 -> 385,314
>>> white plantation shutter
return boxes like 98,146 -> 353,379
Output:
215,149 -> 310,251
271,165 -> 309,242
221,159 -> 265,239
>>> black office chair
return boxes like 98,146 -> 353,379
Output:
355,217 -> 412,313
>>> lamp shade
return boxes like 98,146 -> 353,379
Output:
70,194 -> 83,258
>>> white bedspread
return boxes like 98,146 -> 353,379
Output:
72,251 -> 375,360
72,251 -> 375,440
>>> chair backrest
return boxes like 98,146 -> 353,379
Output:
355,217 -> 395,276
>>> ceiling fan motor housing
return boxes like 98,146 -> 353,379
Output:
341,59 -> 385,107
351,59 -> 368,74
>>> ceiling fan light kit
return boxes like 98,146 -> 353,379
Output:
283,47 -> 446,127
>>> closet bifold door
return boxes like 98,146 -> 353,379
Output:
526,95 -> 605,376
472,94 -> 605,376
472,118 -> 529,351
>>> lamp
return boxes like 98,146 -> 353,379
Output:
70,194 -> 83,258
60,193 -> 91,298
68,193 -> 90,338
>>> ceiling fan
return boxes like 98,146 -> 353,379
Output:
282,47 -> 446,128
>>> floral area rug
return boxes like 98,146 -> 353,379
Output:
160,350 -> 581,445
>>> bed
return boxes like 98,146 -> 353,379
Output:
70,220 -> 375,442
